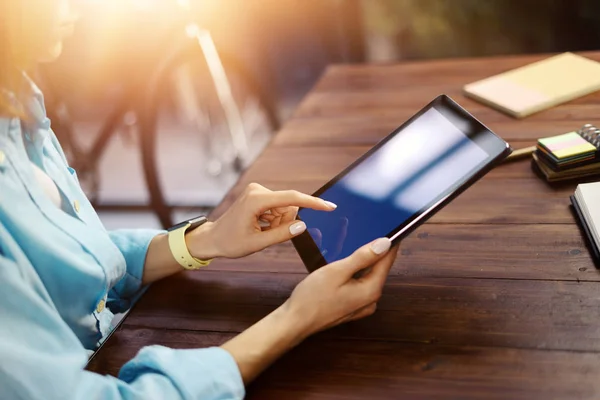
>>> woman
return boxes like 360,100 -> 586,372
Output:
0,1 -> 399,398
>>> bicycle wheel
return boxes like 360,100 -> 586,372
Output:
139,36 -> 280,228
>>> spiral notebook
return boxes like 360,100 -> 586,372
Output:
464,53 -> 600,118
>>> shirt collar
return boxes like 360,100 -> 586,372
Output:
18,72 -> 52,148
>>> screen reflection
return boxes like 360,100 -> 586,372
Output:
299,108 -> 488,263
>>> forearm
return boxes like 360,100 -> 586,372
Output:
221,304 -> 309,384
141,233 -> 184,285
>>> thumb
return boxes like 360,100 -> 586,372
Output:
330,237 -> 392,281
256,220 -> 307,249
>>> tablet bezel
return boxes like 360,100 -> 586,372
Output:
292,95 -> 512,272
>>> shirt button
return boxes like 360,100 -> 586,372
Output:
73,200 -> 80,213
96,299 -> 106,313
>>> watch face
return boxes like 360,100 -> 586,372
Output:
167,221 -> 189,232
168,216 -> 207,232
188,216 -> 208,229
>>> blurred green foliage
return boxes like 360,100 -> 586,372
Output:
363,0 -> 568,59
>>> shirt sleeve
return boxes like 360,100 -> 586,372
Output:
108,229 -> 163,309
0,252 -> 245,400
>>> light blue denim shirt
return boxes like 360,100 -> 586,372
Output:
0,77 -> 244,399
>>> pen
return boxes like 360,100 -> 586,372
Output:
505,145 -> 536,162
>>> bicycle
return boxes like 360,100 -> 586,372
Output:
40,0 -> 280,228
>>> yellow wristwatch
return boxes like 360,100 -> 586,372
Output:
167,216 -> 213,270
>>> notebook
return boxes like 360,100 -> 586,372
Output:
464,53 -> 600,118
571,182 -> 600,266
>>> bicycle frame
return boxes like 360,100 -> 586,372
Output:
42,0 -> 280,227
185,24 -> 250,169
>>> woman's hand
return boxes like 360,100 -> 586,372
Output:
283,237 -> 398,337
186,183 -> 336,260
221,237 -> 398,384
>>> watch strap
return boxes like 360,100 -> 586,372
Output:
168,222 -> 212,270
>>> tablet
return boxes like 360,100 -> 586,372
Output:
292,95 -> 511,272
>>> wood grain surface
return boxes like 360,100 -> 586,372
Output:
88,52 -> 600,399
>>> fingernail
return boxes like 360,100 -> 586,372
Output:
289,221 -> 307,236
370,238 -> 391,255
323,200 -> 337,209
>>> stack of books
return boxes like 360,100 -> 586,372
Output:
533,124 -> 600,182
571,182 -> 600,266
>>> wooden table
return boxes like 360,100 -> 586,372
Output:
88,52 -> 600,399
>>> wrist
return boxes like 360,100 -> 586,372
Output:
276,301 -> 313,345
185,221 -> 220,260
220,302 -> 311,385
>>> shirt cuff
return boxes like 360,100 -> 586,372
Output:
119,346 -> 245,400
108,229 -> 164,305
